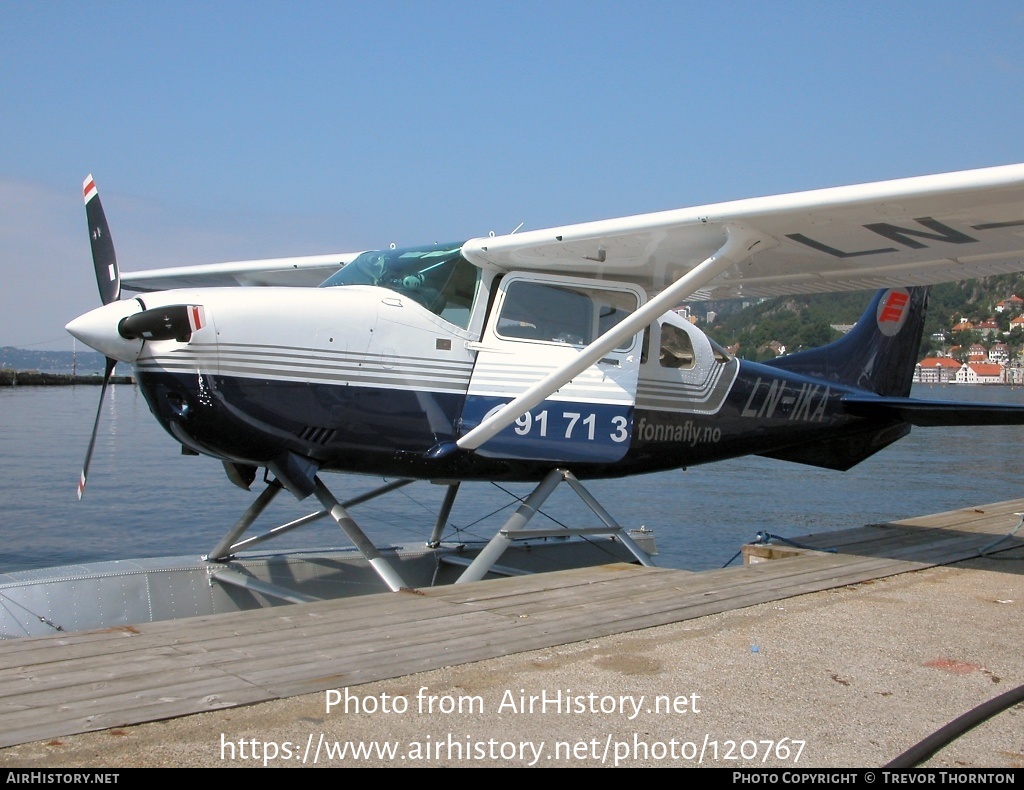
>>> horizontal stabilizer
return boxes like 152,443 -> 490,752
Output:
842,395 -> 1024,426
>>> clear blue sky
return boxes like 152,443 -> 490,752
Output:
3,1 -> 1023,349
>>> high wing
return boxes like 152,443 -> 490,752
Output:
454,163 -> 1024,451
461,163 -> 1024,299
121,164 -> 1024,295
121,252 -> 361,291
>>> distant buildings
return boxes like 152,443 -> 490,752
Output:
977,319 -> 1000,339
914,358 -> 1024,386
955,363 -> 1005,385
914,294 -> 1024,385
989,343 -> 1010,364
995,295 -> 1024,313
915,357 -> 962,384
967,344 -> 987,363
758,340 -> 787,357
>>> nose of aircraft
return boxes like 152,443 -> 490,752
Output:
65,300 -> 145,363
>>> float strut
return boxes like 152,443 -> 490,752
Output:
428,482 -> 460,548
455,468 -> 655,584
227,478 -> 415,555
563,471 -> 654,567
455,468 -> 565,584
313,476 -> 408,592
207,480 -> 282,562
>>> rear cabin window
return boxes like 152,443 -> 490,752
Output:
659,322 -> 696,369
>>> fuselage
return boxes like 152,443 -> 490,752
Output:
67,244 -> 900,486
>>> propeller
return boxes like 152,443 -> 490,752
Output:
84,175 -> 120,306
72,176 -> 208,498
78,357 -> 117,499
76,175 -> 121,499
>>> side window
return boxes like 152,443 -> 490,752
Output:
496,281 -> 638,349
595,292 -> 636,343
497,282 -> 592,344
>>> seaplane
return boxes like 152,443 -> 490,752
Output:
64,163 -> 1024,597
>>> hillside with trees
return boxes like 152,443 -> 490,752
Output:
698,274 -> 1024,363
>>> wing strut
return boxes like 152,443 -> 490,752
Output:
454,225 -> 765,452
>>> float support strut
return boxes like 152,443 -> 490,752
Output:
455,469 -> 566,584
563,471 -> 654,568
428,482 -> 461,548
455,468 -> 654,584
207,480 -> 282,562
313,476 -> 408,592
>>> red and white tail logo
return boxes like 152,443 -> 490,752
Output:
876,288 -> 911,336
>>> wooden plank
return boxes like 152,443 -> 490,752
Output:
1,673 -> 272,749
421,563 -> 678,604
0,591 -> 446,667
0,604 -> 488,695
1,500 -> 1020,749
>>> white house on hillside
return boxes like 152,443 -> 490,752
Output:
956,363 -> 1005,384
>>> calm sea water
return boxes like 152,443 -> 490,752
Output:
2,383 -> 1024,573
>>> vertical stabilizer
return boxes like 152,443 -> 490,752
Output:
765,287 -> 929,397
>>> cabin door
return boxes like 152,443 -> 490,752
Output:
461,273 -> 644,462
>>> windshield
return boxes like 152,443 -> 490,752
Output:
319,242 -> 479,329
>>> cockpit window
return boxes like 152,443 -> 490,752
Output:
319,242 -> 479,329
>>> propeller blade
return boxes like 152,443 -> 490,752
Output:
117,304 -> 206,342
83,175 -> 121,305
77,356 -> 117,500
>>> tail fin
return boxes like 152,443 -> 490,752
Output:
84,175 -> 121,305
765,287 -> 928,396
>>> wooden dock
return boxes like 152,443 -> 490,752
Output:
1,499 -> 1022,749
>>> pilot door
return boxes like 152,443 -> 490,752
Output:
461,273 -> 645,462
